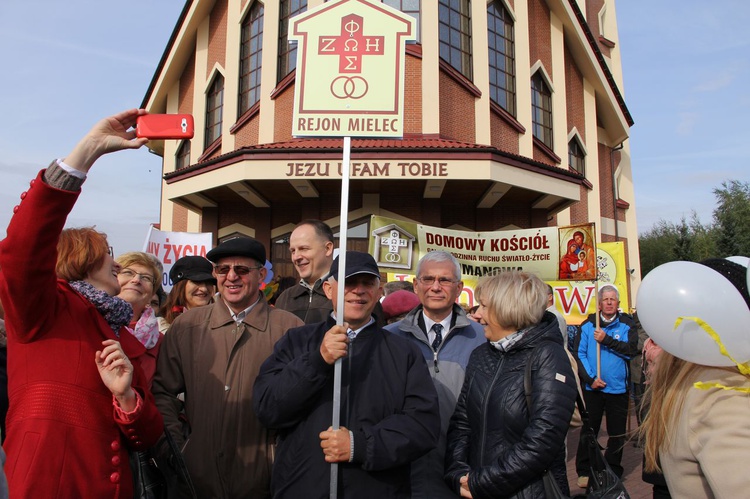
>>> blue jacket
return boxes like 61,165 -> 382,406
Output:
253,317 -> 440,499
385,305 -> 486,499
576,312 -> 638,394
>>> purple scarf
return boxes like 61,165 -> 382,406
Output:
69,280 -> 133,334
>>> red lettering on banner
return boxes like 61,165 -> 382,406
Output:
318,14 -> 385,73
147,242 -> 160,256
556,286 -> 596,315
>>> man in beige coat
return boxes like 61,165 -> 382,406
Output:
153,236 -> 303,498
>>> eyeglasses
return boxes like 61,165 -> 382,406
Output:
213,264 -> 262,276
119,268 -> 155,285
417,276 -> 459,287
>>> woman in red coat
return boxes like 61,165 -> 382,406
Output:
0,109 -> 164,498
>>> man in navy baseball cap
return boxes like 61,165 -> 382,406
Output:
254,251 -> 440,498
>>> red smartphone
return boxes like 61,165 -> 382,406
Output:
136,114 -> 194,140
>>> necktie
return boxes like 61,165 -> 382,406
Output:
431,323 -> 443,351
347,328 -> 357,341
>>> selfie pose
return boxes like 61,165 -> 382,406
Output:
0,109 -> 164,498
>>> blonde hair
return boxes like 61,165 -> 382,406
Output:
640,352 -> 704,472
474,271 -> 547,330
115,252 -> 162,290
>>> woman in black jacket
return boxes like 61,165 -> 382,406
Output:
445,271 -> 577,498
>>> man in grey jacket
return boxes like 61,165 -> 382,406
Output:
385,251 -> 486,498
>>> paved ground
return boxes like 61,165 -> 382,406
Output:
565,410 -> 654,498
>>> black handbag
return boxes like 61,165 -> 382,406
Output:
131,449 -> 167,499
523,358 -> 630,499
578,422 -> 629,499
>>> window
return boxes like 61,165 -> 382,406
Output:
568,137 -> 585,175
176,140 -> 191,170
238,2 -> 264,115
278,0 -> 307,83
205,74 -> 224,149
487,1 -> 515,116
383,0 -> 421,41
438,0 -> 472,80
531,72 -> 552,148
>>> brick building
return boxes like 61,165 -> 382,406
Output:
142,0 -> 640,292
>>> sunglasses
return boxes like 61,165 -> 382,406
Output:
213,264 -> 262,276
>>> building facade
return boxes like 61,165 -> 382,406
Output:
142,0 -> 640,295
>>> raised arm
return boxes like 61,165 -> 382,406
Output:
0,109 -> 148,342
63,108 -> 149,174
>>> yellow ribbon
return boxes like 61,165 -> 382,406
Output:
672,316 -> 750,392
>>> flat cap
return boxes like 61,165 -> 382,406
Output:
169,256 -> 216,285
206,236 -> 266,264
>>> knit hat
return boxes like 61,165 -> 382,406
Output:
381,290 -> 420,321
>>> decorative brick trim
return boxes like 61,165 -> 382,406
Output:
598,35 -> 616,49
438,59 -> 482,98
405,44 -> 422,59
533,137 -> 561,164
270,70 -> 296,100
490,101 -> 526,133
198,138 -> 222,163
230,102 -> 260,134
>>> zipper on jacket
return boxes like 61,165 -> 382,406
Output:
479,355 -> 505,464
433,350 -> 439,373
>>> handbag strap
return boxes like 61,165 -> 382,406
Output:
523,351 -> 590,426
164,428 -> 198,499
522,353 -> 572,499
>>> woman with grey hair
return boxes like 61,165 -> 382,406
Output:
445,271 -> 577,498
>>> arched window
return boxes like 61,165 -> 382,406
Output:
383,0 -> 421,41
438,0 -> 472,80
531,72 -> 552,148
278,0 -> 307,83
487,1 -> 515,115
238,2 -> 264,115
205,74 -> 224,149
175,140 -> 191,170
568,136 -> 586,175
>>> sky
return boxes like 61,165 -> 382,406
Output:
1,0 -> 748,256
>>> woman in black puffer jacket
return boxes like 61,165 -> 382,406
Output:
445,271 -> 577,499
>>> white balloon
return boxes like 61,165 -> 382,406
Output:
726,256 -> 750,293
726,256 -> 749,267
637,261 -> 750,366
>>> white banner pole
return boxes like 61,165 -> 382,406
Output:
330,136 -> 351,499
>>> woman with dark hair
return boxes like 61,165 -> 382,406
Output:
159,255 -> 216,332
0,109 -> 163,497
445,271 -> 577,498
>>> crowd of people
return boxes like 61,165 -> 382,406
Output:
0,110 -> 747,498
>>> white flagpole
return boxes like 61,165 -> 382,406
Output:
330,136 -> 351,499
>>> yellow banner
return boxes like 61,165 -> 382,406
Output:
370,215 -> 597,282
371,214 -> 629,325
386,242 -> 628,326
